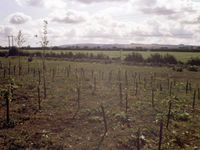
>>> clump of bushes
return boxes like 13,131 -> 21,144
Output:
125,53 -> 178,65
8,47 -> 19,56
163,54 -> 178,64
124,52 -> 144,63
147,53 -> 177,64
172,66 -> 183,72
147,53 -> 164,64
187,57 -> 200,66
0,51 -> 7,57
28,56 -> 33,62
187,66 -> 198,72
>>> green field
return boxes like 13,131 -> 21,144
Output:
0,56 -> 200,149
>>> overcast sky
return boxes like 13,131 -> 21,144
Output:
0,0 -> 200,47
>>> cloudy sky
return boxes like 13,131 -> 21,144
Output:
0,0 -> 200,47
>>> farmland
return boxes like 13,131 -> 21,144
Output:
0,54 -> 200,150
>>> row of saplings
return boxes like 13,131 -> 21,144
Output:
1,65 -> 200,149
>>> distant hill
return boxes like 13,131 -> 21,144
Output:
59,43 -> 198,50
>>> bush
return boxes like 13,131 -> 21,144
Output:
125,52 -> 144,63
28,56 -> 33,62
95,53 -> 109,60
187,57 -> 200,66
175,111 -> 191,121
8,47 -> 19,56
147,53 -> 163,64
163,54 -> 177,64
0,52 -> 7,57
147,53 -> 177,64
187,66 -> 198,72
172,66 -> 183,72
67,52 -> 73,58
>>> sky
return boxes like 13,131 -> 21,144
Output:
0,0 -> 200,47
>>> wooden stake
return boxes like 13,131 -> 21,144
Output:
8,61 -> 11,76
192,90 -> 196,110
135,81 -> 138,96
4,67 -> 6,78
136,128 -> 140,150
158,120 -> 163,150
13,65 -> 16,76
38,86 -> 41,110
152,88 -> 154,108
125,89 -> 128,113
186,80 -> 189,94
4,91 -> 9,124
125,70 -> 128,86
169,81 -> 173,96
77,87 -> 80,110
38,70 -> 41,85
101,105 -> 107,133
166,100 -> 172,129
119,82 -> 122,105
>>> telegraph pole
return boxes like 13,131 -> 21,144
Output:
8,36 -> 11,48
11,35 -> 14,47
8,35 -> 14,48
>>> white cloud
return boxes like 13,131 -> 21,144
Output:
131,0 -> 200,18
75,0 -> 129,4
0,0 -> 199,46
45,0 -> 67,9
16,0 -> 66,9
131,0 -> 157,6
0,25 -> 15,37
140,6 -> 176,16
8,12 -> 31,24
169,25 -> 194,39
0,25 -> 17,46
51,10 -> 87,24
16,0 -> 44,7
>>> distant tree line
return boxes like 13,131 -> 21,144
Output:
1,45 -> 200,52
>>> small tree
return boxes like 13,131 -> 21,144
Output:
35,20 -> 49,99
15,30 -> 25,76
16,30 -> 25,48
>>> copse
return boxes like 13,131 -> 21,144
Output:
125,53 -> 178,65
187,57 -> 200,66
8,46 -> 19,56
124,52 -> 144,63
163,54 -> 177,64
147,53 -> 164,64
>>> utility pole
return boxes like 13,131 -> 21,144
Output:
8,36 -> 11,48
11,35 -> 14,47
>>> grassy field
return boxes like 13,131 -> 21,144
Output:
0,56 -> 200,149
1,49 -> 200,62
